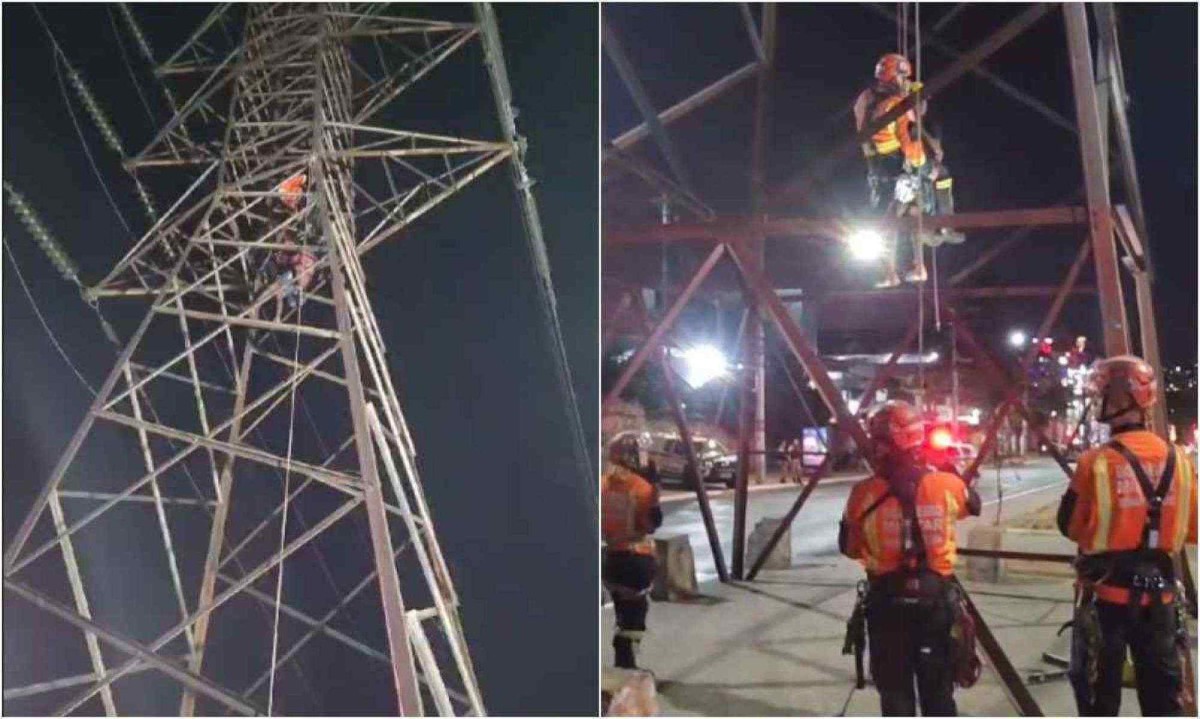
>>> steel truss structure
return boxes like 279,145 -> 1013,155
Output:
5,3 -> 580,715
602,4 -> 1194,715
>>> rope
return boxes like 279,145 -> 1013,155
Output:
2,236 -> 98,395
268,293 -> 306,716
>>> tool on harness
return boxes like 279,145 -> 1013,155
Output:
1065,582 -> 1104,710
843,580 -> 870,689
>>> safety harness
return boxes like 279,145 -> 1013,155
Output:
843,469 -> 982,689
1068,439 -> 1190,711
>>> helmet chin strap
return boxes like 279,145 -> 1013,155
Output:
1098,393 -> 1146,430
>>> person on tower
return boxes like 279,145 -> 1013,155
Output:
602,435 -> 662,671
853,53 -> 964,288
839,401 -> 982,715
1056,355 -> 1197,716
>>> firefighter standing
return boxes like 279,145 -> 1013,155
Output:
853,53 -> 964,287
840,401 -> 982,716
1056,355 -> 1197,716
602,436 -> 663,670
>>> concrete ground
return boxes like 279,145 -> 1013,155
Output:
604,457 -> 1198,716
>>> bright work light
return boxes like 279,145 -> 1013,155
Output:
681,344 -> 729,388
846,228 -> 885,261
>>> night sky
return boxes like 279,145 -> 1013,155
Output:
603,3 -> 1197,368
4,3 -> 597,715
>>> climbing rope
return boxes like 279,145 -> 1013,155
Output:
268,294 -> 305,716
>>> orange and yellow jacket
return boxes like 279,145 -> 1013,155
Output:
840,471 -> 973,577
853,87 -> 927,168
602,466 -> 661,556
1060,430 -> 1197,605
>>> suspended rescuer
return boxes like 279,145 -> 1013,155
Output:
1056,355 -> 1197,716
602,435 -> 663,670
839,401 -> 982,716
853,53 -> 964,287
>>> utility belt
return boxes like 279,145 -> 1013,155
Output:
1068,554 -> 1195,712
868,567 -> 952,606
1075,549 -> 1177,607
843,570 -> 981,689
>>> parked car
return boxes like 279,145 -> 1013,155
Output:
645,434 -> 738,488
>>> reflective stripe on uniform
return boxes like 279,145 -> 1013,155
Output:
935,178 -> 953,190
863,492 -> 883,572
1093,455 -> 1112,552
1174,449 -> 1193,549
616,629 -> 645,640
874,138 -> 901,155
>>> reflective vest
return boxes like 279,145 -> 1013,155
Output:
855,87 -> 927,167
1066,430 -> 1197,604
602,467 -> 658,555
841,471 -> 970,577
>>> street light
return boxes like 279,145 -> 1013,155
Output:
1008,329 -> 1027,348
846,228 -> 885,261
680,344 -> 728,389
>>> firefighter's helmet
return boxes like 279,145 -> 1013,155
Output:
866,401 -> 925,454
1089,355 -> 1158,419
875,53 -> 912,87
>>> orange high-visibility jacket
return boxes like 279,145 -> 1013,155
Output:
1065,430 -> 1197,604
602,466 -> 659,556
853,88 -> 927,167
841,471 -> 970,577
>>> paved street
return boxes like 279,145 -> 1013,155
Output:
662,458 -> 1071,583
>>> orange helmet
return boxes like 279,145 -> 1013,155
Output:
866,401 -> 925,454
609,435 -> 642,471
1090,355 -> 1158,420
875,53 -> 912,87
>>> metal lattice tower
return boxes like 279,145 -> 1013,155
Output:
4,3 -> 575,715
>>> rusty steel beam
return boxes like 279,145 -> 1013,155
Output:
957,548 -> 1075,564
610,62 -> 760,151
769,2 -> 1053,207
868,3 -> 1076,135
728,242 -> 874,453
659,347 -> 731,583
603,18 -> 695,192
810,285 -> 1096,303
603,244 -> 725,408
1064,3 -> 1130,357
745,317 -> 919,581
953,576 -> 1045,716
605,205 -> 1089,246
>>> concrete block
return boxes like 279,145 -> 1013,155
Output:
1003,529 -> 1076,578
651,535 -> 697,601
602,668 -> 658,716
746,517 -> 791,570
966,525 -> 1005,583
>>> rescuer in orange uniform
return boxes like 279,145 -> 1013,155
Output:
840,401 -> 981,716
602,435 -> 662,670
1056,355 -> 1197,716
854,53 -> 963,287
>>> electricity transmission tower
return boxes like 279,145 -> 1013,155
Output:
5,3 -> 582,715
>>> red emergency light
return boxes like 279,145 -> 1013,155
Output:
929,426 -> 954,451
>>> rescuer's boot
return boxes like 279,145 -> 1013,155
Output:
614,635 -> 638,669
904,263 -> 928,283
875,269 -> 902,288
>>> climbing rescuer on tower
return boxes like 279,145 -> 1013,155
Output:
853,53 -> 964,288
839,401 -> 982,716
1056,355 -> 1197,716
602,435 -> 662,670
